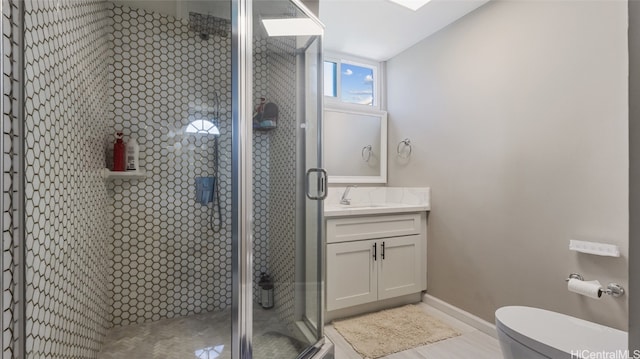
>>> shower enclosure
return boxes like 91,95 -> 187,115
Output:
0,0 -> 327,358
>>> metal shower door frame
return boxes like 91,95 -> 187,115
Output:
230,0 -> 253,357
231,0 -> 327,357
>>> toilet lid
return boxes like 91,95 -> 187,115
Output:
495,306 -> 627,356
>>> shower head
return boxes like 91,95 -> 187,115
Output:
189,12 -> 230,40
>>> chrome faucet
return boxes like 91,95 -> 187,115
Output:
340,185 -> 356,205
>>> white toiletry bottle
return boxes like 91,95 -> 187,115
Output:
126,137 -> 139,171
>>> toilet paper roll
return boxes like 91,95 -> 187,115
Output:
568,278 -> 602,299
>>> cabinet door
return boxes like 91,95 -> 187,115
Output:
326,240 -> 378,311
378,235 -> 422,300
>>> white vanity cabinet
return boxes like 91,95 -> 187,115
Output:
325,212 -> 427,312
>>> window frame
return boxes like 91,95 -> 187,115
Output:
323,53 -> 383,111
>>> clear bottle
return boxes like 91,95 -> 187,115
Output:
126,137 -> 139,171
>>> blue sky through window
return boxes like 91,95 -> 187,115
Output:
340,63 -> 374,105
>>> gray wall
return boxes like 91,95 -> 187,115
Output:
387,0 -> 629,329
301,0 -> 318,16
629,0 -> 639,350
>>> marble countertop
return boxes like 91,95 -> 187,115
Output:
324,187 -> 430,218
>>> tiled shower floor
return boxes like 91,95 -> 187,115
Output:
98,307 -> 308,359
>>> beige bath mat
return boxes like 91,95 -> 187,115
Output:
332,304 -> 461,358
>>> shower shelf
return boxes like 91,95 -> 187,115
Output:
102,168 -> 148,180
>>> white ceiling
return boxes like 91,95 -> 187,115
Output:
319,0 -> 489,61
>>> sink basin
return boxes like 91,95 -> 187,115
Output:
323,187 -> 431,218
338,203 -> 387,208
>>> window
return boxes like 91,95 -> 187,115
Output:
324,61 -> 337,97
185,119 -> 220,135
324,55 -> 380,108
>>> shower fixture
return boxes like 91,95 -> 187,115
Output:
189,12 -> 230,40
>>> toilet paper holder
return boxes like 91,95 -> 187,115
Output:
565,273 -> 625,298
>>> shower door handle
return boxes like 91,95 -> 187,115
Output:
306,168 -> 327,200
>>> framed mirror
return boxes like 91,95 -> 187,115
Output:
324,108 -> 387,183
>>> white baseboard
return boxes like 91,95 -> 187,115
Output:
422,293 -> 498,339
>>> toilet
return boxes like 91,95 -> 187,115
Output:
495,306 -> 627,359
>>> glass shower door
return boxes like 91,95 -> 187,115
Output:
304,35 -> 323,338
247,0 -> 325,358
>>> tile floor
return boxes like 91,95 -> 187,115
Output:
98,302 -> 501,358
325,303 -> 503,359
98,307 -> 309,359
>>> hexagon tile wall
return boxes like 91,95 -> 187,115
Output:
108,4 -> 271,327
266,37 -> 299,327
6,1 -> 301,357
23,0 -> 114,357
253,37 -> 271,307
2,0 -> 19,357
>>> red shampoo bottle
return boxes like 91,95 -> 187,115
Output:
113,132 -> 126,171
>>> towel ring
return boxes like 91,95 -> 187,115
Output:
397,138 -> 412,159
362,145 -> 372,162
